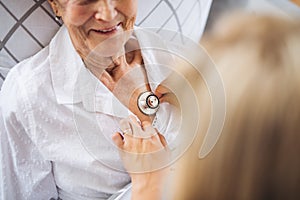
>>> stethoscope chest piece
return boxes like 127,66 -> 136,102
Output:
137,91 -> 160,115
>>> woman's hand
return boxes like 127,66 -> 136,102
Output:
86,38 -> 153,122
99,49 -> 148,105
112,116 -> 168,171
112,116 -> 170,200
100,50 -> 152,121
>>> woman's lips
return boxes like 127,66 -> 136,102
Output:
91,23 -> 122,35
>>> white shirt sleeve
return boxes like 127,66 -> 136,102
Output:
0,70 -> 58,200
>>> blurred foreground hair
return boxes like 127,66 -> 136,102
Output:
174,13 -> 300,200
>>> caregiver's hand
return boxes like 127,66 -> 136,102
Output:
155,84 -> 179,107
155,72 -> 180,107
112,116 -> 170,200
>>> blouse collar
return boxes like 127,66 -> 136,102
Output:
49,26 -> 174,117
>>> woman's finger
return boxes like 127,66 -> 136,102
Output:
105,59 -> 119,76
120,117 -> 134,136
111,46 -> 125,65
128,115 -> 141,126
125,38 -> 143,67
109,54 -> 131,82
158,132 -> 168,147
128,116 -> 149,138
112,132 -> 124,149
130,50 -> 143,67
100,70 -> 115,91
141,121 -> 157,138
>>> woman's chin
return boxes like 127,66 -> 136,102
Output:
92,39 -> 126,57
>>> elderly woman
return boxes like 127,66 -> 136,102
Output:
0,0 -> 189,199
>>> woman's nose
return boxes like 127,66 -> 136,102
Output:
94,0 -> 118,21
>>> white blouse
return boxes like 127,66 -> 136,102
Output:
0,26 -> 178,200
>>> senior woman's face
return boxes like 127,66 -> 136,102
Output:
48,0 -> 137,59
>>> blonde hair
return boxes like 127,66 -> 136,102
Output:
173,13 -> 300,200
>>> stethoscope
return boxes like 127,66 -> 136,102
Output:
137,91 -> 159,115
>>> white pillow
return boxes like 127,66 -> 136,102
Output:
0,0 -> 212,86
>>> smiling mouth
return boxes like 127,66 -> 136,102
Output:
93,23 -> 122,34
